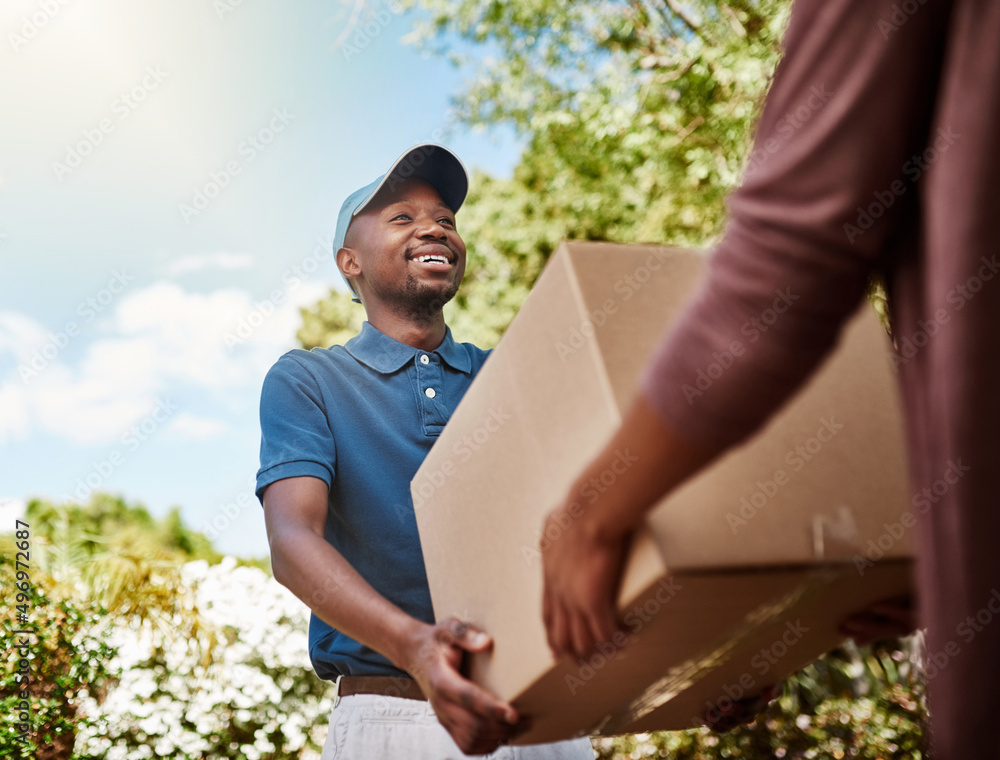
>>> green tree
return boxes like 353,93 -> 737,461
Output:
302,0 -> 792,348
23,494 -> 225,631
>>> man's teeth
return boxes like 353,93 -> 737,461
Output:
415,255 -> 449,264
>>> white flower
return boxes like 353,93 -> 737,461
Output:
78,557 -> 330,758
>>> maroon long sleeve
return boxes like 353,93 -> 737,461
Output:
641,0 -> 1000,756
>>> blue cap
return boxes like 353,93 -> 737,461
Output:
334,143 -> 469,302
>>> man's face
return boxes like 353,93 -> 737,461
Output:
343,177 -> 466,320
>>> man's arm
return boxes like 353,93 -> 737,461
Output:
263,476 -> 521,754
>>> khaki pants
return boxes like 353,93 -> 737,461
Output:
320,694 -> 595,760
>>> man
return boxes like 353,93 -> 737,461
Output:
540,1 -> 999,757
257,144 -> 593,759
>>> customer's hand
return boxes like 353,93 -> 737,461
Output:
541,391 -> 715,662
541,501 -> 631,661
839,595 -> 916,645
702,684 -> 781,732
402,617 -> 524,754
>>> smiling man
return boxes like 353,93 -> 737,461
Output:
256,144 -> 593,759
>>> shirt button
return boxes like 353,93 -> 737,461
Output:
420,354 -> 430,365
424,387 -> 436,399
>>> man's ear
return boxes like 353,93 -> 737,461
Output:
336,246 -> 362,288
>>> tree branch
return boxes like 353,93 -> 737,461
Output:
661,0 -> 704,39
720,3 -> 748,37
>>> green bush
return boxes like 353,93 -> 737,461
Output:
1,559 -> 117,760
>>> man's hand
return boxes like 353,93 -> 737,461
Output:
265,479 -> 522,752
541,502 -> 630,661
401,617 -> 523,755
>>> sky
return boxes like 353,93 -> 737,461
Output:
0,0 -> 521,557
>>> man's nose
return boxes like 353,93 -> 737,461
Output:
415,215 -> 447,238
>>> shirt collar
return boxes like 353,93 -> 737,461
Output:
344,321 -> 472,375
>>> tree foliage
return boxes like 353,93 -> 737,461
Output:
22,494 -> 225,633
302,0 -> 792,349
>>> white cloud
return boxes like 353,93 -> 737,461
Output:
0,309 -> 51,364
0,497 -> 27,525
161,252 -> 255,277
0,279 -> 325,446
168,413 -> 228,440
0,383 -> 30,441
31,360 -> 157,445
115,282 -> 255,389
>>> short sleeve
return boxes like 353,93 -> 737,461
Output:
256,353 -> 336,503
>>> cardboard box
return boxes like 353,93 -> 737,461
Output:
411,242 -> 912,744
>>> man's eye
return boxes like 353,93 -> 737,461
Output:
439,218 -> 455,226
392,214 -> 411,221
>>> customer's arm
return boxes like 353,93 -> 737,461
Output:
542,0 -> 943,661
264,476 -> 520,754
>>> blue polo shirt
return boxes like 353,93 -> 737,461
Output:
256,321 -> 490,680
